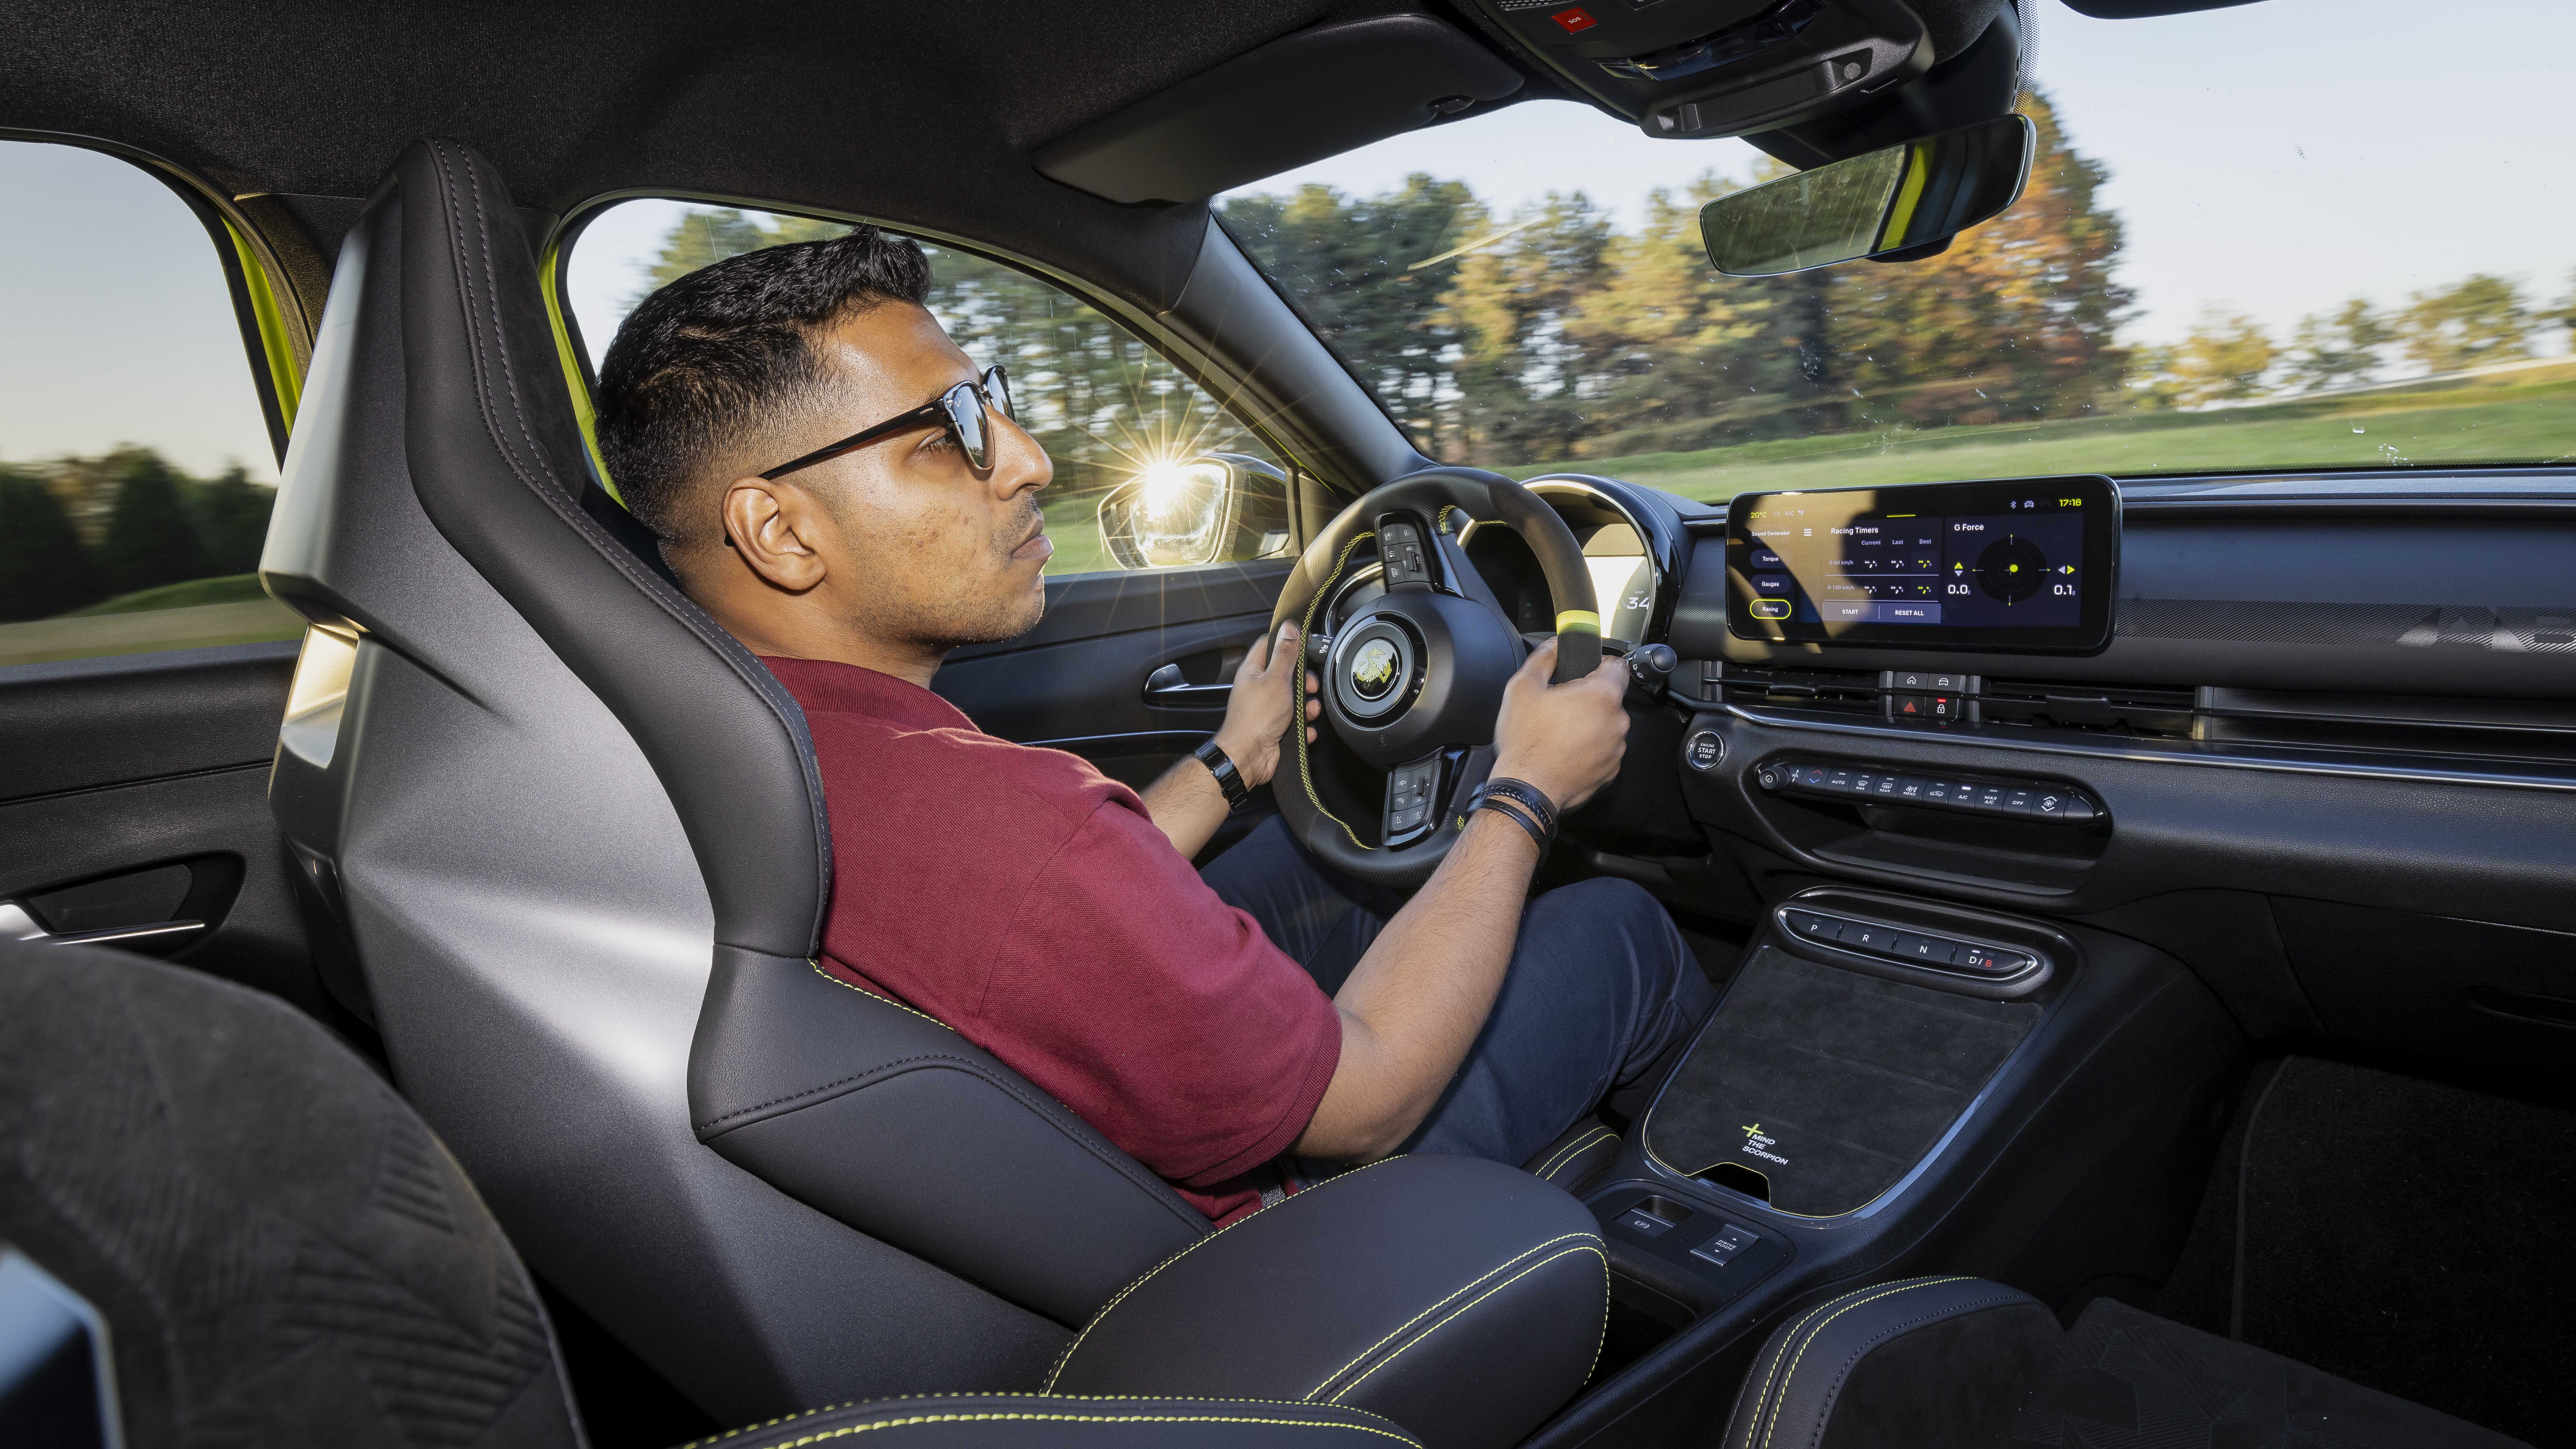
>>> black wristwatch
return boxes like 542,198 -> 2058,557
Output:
1193,738 -> 1251,811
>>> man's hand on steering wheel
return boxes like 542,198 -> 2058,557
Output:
1492,639 -> 1631,814
1215,621 -> 1323,791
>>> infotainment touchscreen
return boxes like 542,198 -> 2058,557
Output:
1724,475 -> 2118,652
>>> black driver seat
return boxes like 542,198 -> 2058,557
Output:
258,138 -> 1605,1443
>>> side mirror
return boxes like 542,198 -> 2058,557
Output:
1096,453 -> 1294,570
1699,114 -> 2035,277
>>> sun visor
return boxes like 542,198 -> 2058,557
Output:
1032,15 -> 1525,205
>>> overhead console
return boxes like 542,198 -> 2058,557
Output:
1723,475 -> 2120,652
1460,0 -> 1935,139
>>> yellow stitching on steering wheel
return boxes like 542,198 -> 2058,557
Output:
1296,530 -> 1374,851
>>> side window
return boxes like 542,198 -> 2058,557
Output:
563,203 -> 1294,577
0,140 -> 300,667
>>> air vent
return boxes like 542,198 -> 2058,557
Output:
1716,663 -> 1882,717
1976,679 -> 2197,739
2197,689 -> 2576,765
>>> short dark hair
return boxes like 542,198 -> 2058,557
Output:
595,225 -> 932,547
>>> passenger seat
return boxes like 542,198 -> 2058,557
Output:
1722,1275 -> 2526,1448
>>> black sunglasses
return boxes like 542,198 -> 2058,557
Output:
759,365 -> 1016,480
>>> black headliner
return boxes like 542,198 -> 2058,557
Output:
10,1 -> 1543,318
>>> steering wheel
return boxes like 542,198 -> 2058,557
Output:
1270,467 -> 1601,887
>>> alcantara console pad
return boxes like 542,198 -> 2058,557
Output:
1645,949 -> 2038,1217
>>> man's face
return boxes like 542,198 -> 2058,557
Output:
775,301 -> 1053,648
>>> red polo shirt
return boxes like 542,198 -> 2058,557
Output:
764,656 -> 1343,1224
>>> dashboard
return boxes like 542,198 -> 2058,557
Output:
1412,466 -> 2576,1087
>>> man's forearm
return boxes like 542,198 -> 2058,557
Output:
1138,750 -> 1233,860
1294,808 -> 1542,1159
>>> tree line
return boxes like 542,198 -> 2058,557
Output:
624,98 -> 2573,485
1219,92 -> 2135,463
0,449 -> 273,621
636,211 -> 1268,495
2141,273 -> 2576,408
1220,91 -> 2576,464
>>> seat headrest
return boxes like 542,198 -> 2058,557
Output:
380,138 -> 832,959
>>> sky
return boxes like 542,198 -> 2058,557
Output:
10,0 -> 2570,480
0,140 -> 277,479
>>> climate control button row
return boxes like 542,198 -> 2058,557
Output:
1754,756 -> 2099,824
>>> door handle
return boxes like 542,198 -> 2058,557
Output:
0,901 -> 204,949
1142,663 -> 1232,709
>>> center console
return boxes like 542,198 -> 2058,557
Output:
1518,479 -> 2255,1442
1543,884 -> 2242,1442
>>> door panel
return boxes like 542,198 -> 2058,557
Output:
933,561 -> 1292,857
935,561 -> 1289,741
1,642 -> 297,800
0,640 -> 336,1035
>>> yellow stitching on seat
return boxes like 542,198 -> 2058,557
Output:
1324,1244 -> 1608,1405
1045,1156 -> 1415,1390
1532,1128 -> 1607,1182
734,1412 -> 1421,1447
807,958 -> 953,1032
1302,1233 -> 1603,1399
677,1395 -> 1420,1447
675,1397 -> 1415,1449
1294,531 -> 1375,850
1532,1127 -> 1615,1183
1587,1225 -> 1611,1382
1754,1278 -> 1977,1449
1733,1278 -> 1957,1449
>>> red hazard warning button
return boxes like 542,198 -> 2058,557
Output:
1550,7 -> 1598,32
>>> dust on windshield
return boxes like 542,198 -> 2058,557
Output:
1220,91 -> 2576,503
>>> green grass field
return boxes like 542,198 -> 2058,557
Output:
1507,362 -> 2576,504
66,572 -> 275,616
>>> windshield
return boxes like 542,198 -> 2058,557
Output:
1219,0 -> 2576,501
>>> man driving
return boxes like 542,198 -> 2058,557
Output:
595,227 -> 1714,1223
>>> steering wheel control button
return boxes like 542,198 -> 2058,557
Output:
1380,762 -> 1442,839
1378,521 -> 1430,586
1383,758 -> 1447,840
1685,730 -> 1726,771
1762,755 -> 2102,827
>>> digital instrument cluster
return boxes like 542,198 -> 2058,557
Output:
1723,476 -> 2118,652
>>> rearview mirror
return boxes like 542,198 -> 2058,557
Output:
1096,453 -> 1294,570
1699,114 -> 2034,277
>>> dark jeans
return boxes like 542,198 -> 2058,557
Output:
1200,816 -> 1716,1170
